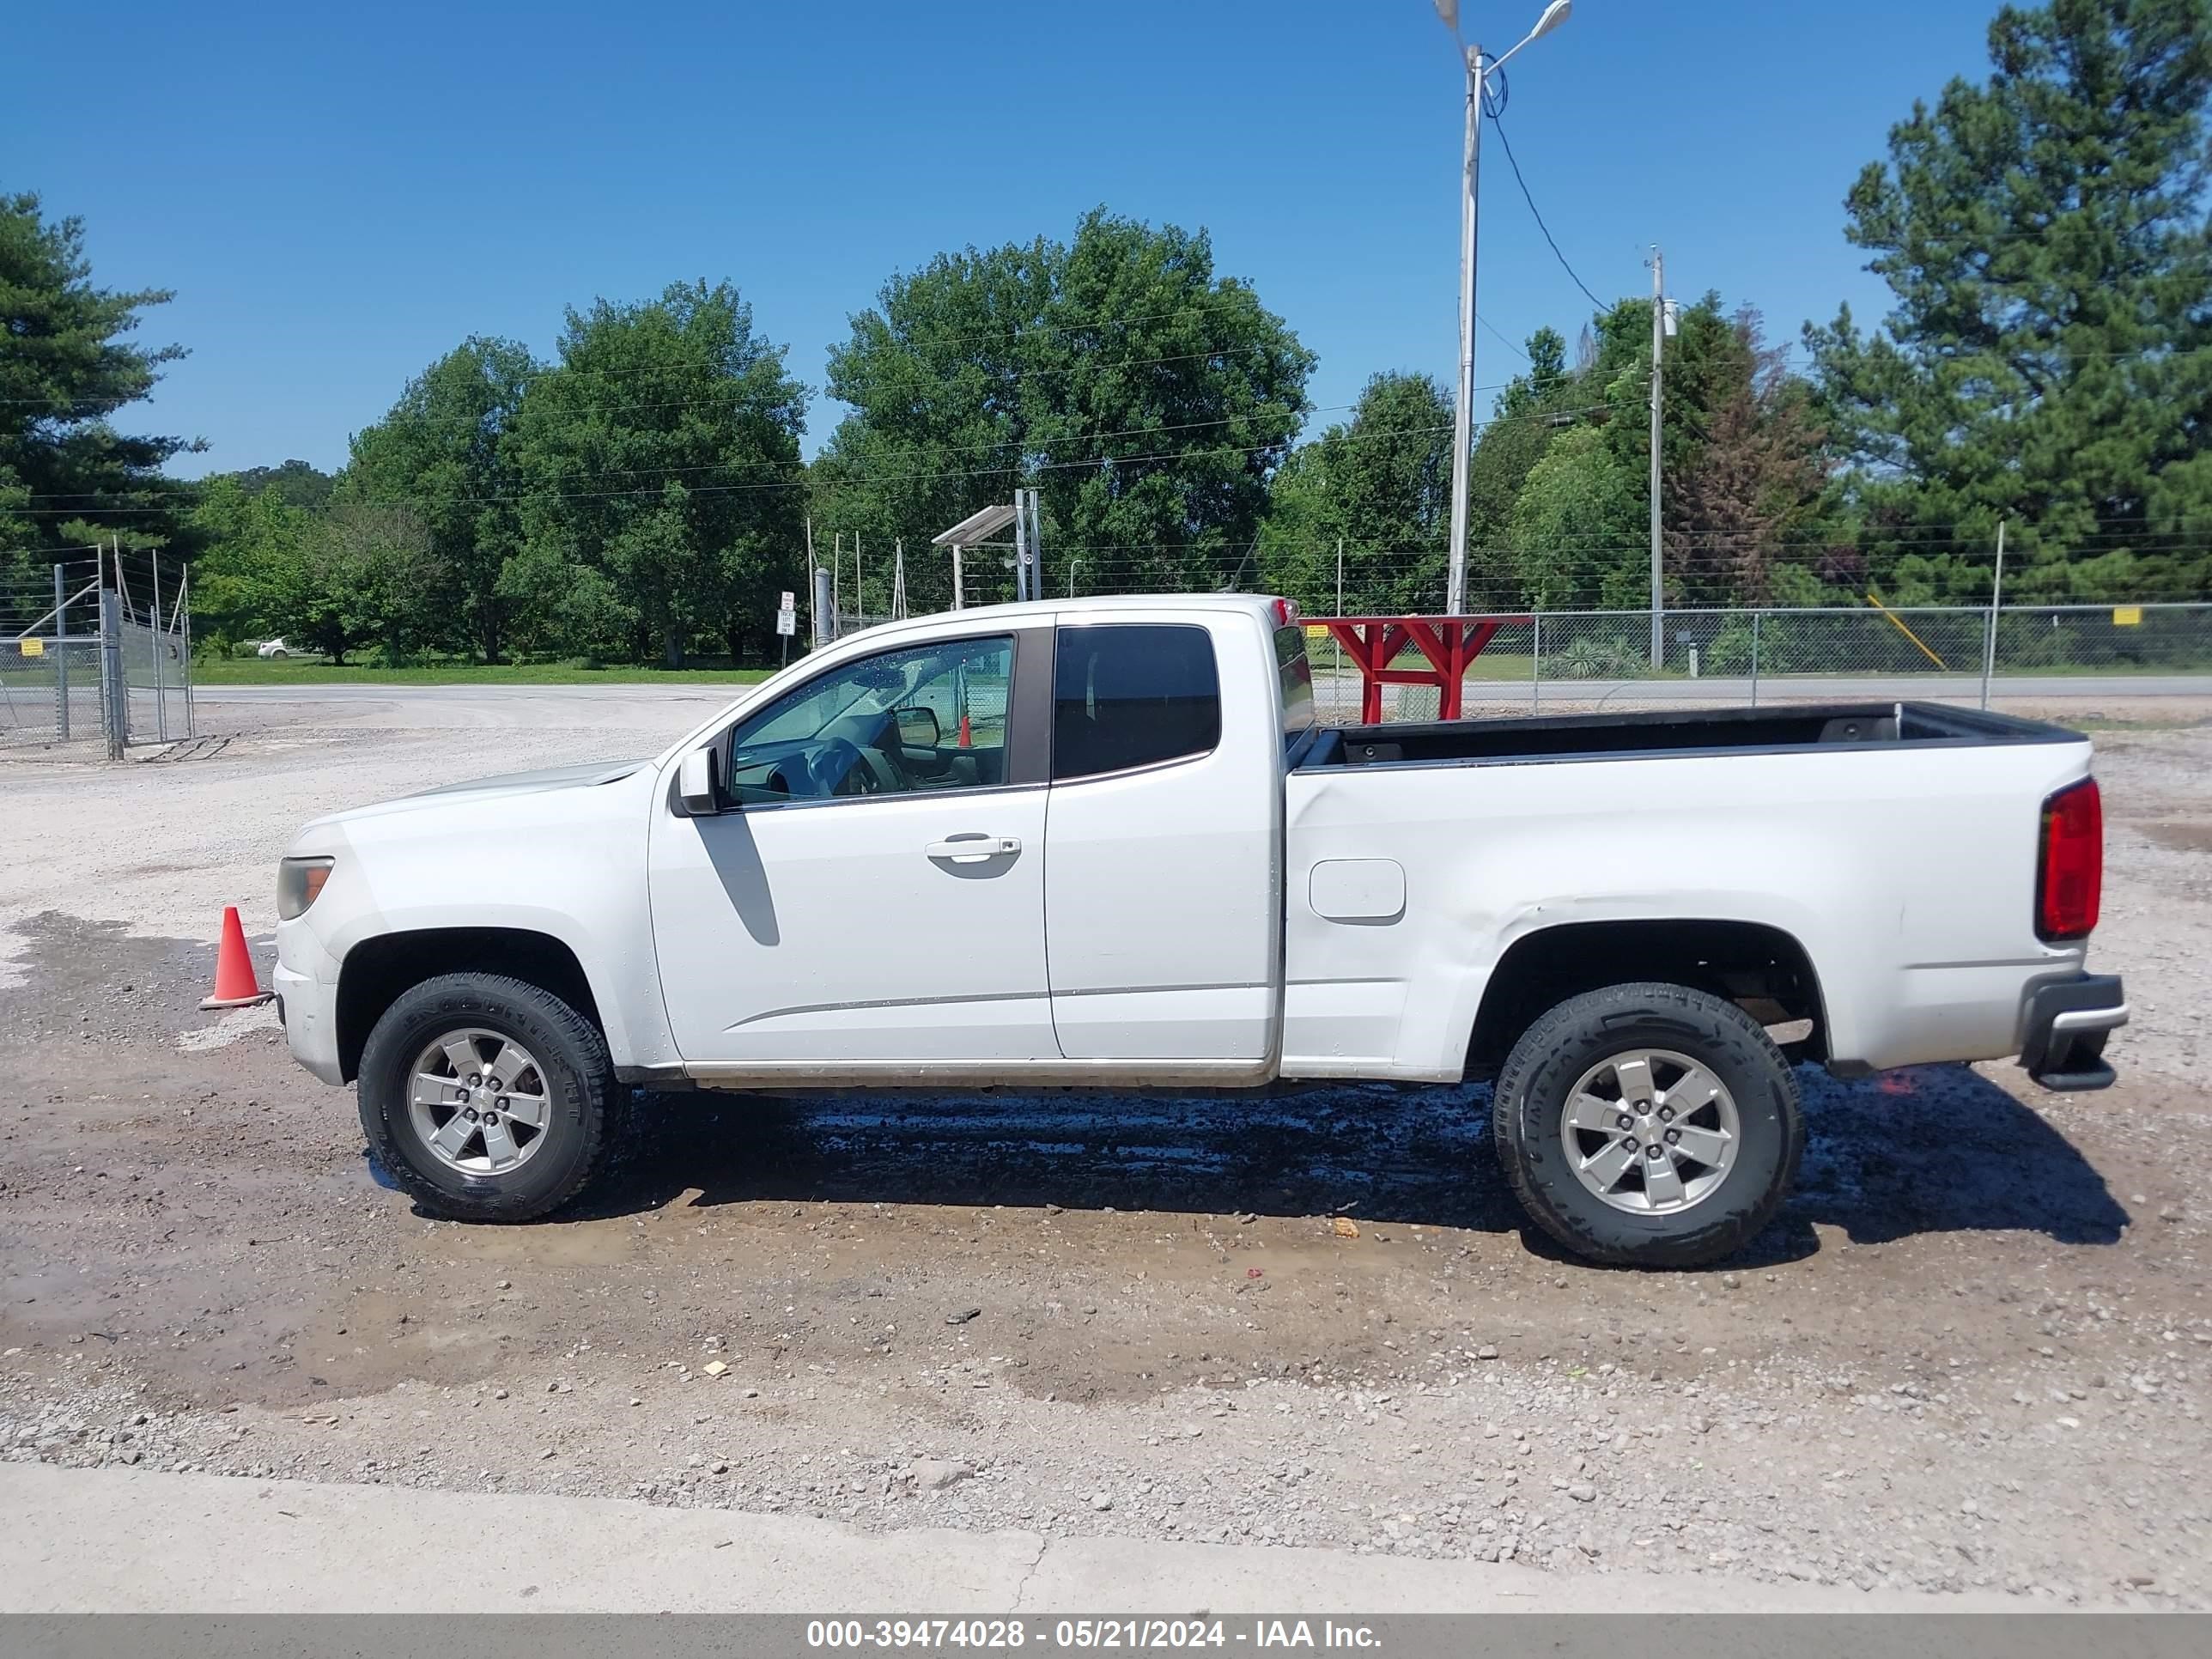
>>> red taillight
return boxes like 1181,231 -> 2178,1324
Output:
2036,778 -> 2102,942
1270,596 -> 1299,629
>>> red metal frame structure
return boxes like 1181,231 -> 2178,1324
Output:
1313,615 -> 1533,724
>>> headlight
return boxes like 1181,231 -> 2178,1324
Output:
277,857 -> 334,920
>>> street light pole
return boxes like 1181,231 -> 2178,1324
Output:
1649,245 -> 1666,668
1444,42 -> 1482,619
1436,1 -> 1573,623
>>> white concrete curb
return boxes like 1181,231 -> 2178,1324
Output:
0,1463 -> 2034,1614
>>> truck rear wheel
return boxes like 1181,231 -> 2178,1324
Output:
1491,981 -> 1802,1268
357,972 -> 627,1222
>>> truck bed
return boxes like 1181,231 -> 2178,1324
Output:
1299,701 -> 2079,770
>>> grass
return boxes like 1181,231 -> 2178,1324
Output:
192,656 -> 776,686
1984,659 -> 2212,677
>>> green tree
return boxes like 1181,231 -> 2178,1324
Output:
1506,426 -> 1646,608
1258,372 -> 1453,613
313,501 -> 444,665
347,338 -> 538,660
187,478 -> 436,663
1466,325 -> 1582,590
0,191 -> 198,578
1463,293 -> 1830,610
1807,0 -> 2212,602
820,210 -> 1313,608
210,459 -> 335,511
810,236 -> 1055,612
510,283 -> 806,666
186,476 -> 312,653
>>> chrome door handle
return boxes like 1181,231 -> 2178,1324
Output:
925,835 -> 1021,863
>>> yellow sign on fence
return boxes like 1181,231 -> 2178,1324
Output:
2113,605 -> 2142,626
16,638 -> 43,658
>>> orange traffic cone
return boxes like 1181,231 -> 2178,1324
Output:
958,712 -> 972,748
201,906 -> 273,1010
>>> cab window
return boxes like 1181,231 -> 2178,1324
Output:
1052,624 -> 1221,780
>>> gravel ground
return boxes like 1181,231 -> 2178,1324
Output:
0,687 -> 2207,1608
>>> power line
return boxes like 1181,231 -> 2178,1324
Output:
16,399 -> 1638,514
0,294 -> 1329,414
1486,109 -> 1611,319
1477,315 -> 1532,361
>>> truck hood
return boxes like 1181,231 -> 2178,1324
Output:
289,759 -> 647,845
407,760 -> 644,799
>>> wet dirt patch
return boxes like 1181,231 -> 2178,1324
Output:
2143,821 -> 2212,855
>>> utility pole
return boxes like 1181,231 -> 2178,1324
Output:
152,547 -> 166,742
1027,489 -> 1043,600
1648,245 -> 1666,668
1980,520 -> 2007,710
1012,490 -> 1030,603
1444,43 -> 1483,619
1435,1 -> 1575,618
805,515 -> 818,646
53,562 -> 70,743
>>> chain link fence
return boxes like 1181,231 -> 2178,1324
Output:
112,548 -> 195,746
2,548 -> 194,754
2,552 -> 101,750
1305,602 -> 2212,723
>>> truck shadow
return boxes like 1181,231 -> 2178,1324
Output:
567,1062 -> 2128,1266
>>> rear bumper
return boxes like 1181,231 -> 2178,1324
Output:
2018,973 -> 2127,1091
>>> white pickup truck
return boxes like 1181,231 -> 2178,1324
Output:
272,595 -> 2124,1267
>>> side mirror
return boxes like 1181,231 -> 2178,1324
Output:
893,705 -> 941,748
678,746 -> 725,817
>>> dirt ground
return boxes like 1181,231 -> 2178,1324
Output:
0,688 -> 2207,1607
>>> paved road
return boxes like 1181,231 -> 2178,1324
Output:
0,1464 -> 2026,1614
194,681 -> 737,703
1465,673 -> 2212,704
191,673 -> 2212,708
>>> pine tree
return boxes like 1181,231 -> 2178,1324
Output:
0,191 -> 198,580
1807,0 -> 2212,602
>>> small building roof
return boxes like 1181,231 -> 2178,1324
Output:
930,502 -> 1020,546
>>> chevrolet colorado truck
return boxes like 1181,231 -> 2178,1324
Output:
271,595 -> 2125,1266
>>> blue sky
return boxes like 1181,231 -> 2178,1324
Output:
6,1 -> 2001,477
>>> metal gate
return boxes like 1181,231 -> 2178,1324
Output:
2,544 -> 193,755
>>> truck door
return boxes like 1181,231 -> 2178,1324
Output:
647,627 -> 1057,1068
1043,617 -> 1280,1064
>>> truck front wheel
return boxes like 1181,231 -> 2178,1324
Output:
357,972 -> 627,1222
1491,981 -> 1802,1268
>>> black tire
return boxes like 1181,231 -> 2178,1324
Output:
1491,981 -> 1802,1268
357,972 -> 627,1222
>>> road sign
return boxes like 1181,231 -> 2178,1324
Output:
775,605 -> 796,637
780,591 -> 795,609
